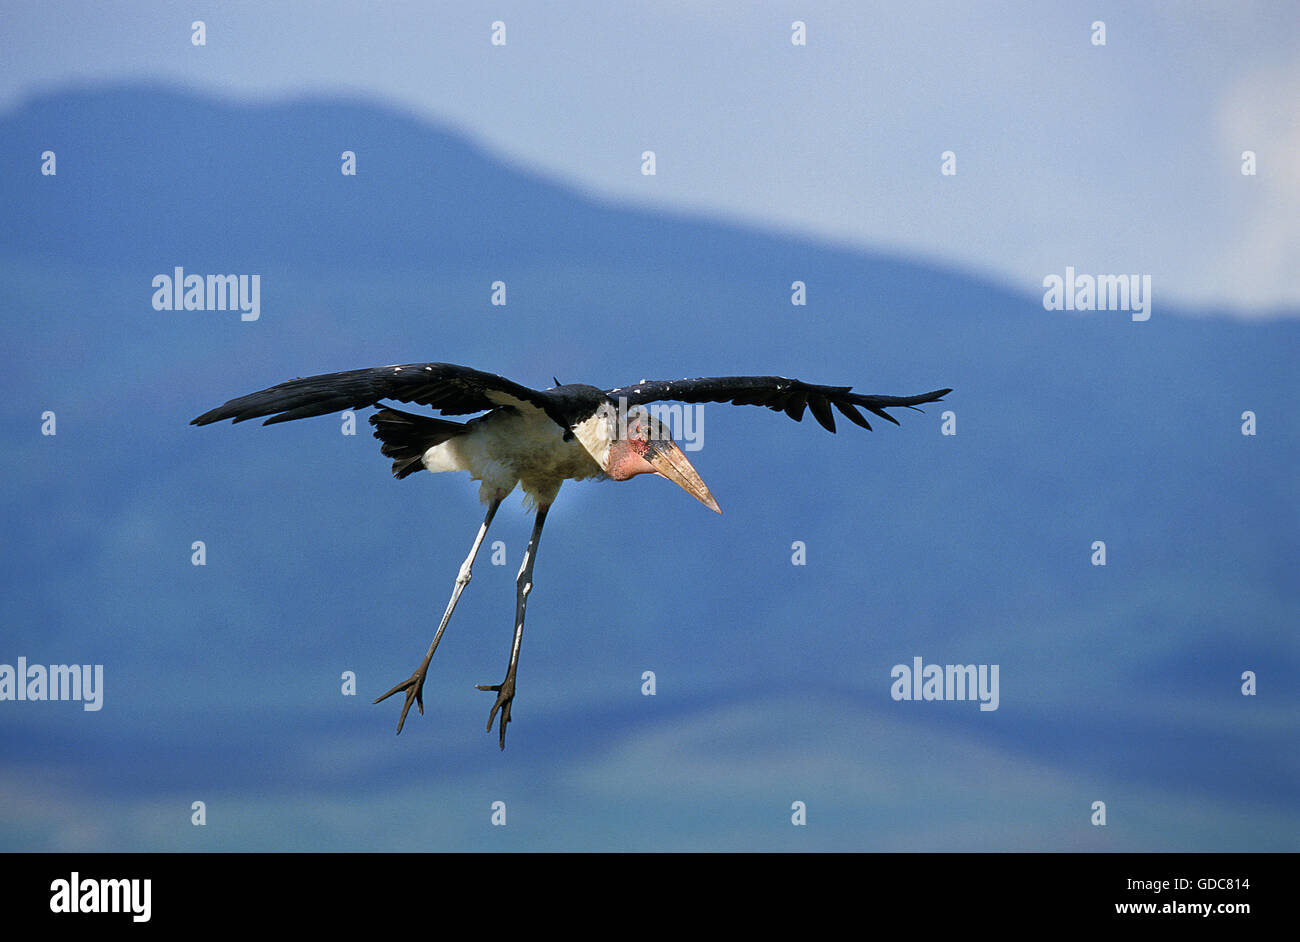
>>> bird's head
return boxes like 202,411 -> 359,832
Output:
577,400 -> 721,514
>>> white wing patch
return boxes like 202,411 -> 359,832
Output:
484,389 -> 546,414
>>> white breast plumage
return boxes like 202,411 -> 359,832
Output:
422,407 -> 605,507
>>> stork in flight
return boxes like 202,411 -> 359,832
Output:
192,364 -> 950,748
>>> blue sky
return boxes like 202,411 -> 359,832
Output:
1,0 -> 1297,313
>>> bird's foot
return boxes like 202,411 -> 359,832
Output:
475,676 -> 515,750
373,665 -> 429,735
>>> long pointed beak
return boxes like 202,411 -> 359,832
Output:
645,439 -> 721,513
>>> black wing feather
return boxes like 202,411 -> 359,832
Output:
605,376 -> 951,434
191,363 -> 552,427
832,399 -> 872,430
807,394 -> 836,433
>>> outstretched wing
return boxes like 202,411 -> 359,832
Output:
191,363 -> 552,426
604,376 -> 951,433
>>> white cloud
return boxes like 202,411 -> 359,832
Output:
1210,59 -> 1300,311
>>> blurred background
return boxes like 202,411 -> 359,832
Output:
1,1 -> 1296,851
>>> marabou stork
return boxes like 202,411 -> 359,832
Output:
193,363 -> 950,748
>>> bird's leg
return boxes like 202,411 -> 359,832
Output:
477,503 -> 549,750
374,497 -> 502,734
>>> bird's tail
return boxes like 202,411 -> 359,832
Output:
369,408 -> 468,479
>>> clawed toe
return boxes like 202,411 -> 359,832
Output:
374,670 -> 427,735
475,680 -> 515,750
